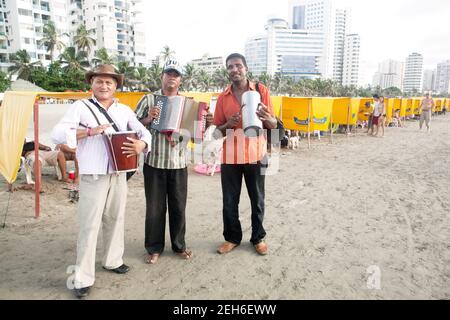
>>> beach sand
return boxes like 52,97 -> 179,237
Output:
0,114 -> 449,300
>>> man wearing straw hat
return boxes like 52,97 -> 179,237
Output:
52,64 -> 152,298
213,53 -> 277,256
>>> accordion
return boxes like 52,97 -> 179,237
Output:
151,95 -> 208,142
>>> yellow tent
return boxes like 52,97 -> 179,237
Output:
412,98 -> 422,116
331,98 -> 357,126
434,98 -> 444,113
403,98 -> 413,117
354,98 -> 373,122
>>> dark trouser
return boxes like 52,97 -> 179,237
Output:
221,162 -> 266,245
143,163 -> 188,254
367,115 -> 373,129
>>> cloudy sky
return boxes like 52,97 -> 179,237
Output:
142,0 -> 450,85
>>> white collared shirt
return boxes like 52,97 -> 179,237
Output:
51,96 -> 152,175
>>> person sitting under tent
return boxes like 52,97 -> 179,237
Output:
22,139 -> 70,183
55,143 -> 79,184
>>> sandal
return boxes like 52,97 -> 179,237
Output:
145,253 -> 160,264
177,250 -> 193,260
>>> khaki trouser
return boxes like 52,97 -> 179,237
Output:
420,110 -> 431,129
73,173 -> 127,288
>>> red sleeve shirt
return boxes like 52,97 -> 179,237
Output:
213,81 -> 274,164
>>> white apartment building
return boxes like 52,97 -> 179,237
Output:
2,0 -> 70,70
372,59 -> 404,89
1,0 -> 146,72
342,34 -> 360,86
435,60 -> 450,94
245,18 -> 323,80
288,0 -> 360,82
332,8 -> 351,84
422,69 -> 436,93
403,52 -> 423,93
76,0 -> 146,65
189,55 -> 224,75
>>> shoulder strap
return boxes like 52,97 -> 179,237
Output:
88,98 -> 120,132
81,99 -> 102,127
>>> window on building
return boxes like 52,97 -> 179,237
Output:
18,8 -> 33,16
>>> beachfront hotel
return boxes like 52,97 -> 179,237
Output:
245,0 -> 360,82
402,52 -> 424,93
0,0 -> 146,72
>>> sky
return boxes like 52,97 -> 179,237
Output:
142,0 -> 450,85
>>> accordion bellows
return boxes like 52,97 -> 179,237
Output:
151,95 -> 208,142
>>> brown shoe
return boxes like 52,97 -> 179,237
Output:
254,241 -> 268,255
217,241 -> 239,254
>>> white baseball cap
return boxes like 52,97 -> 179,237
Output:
163,59 -> 183,76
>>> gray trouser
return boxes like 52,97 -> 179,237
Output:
420,111 -> 431,129
73,173 -> 127,288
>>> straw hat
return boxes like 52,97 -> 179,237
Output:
85,64 -> 124,88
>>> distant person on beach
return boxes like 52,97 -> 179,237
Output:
365,101 -> 374,134
419,93 -> 435,132
213,53 -> 277,256
51,65 -> 151,298
134,59 -> 213,265
372,95 -> 386,137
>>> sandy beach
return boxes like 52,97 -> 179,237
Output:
0,113 -> 449,300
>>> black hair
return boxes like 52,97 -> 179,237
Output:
373,94 -> 380,99
225,53 -> 248,68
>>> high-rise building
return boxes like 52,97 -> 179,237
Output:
422,69 -> 436,93
1,0 -> 146,72
2,0 -> 70,71
435,60 -> 450,94
189,55 -> 224,75
288,0 -> 359,82
342,34 -> 360,86
332,8 -> 349,84
245,18 -> 324,80
75,0 -> 146,65
403,52 -> 423,93
372,59 -> 404,89
288,0 -> 333,78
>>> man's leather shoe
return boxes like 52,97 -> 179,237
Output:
254,241 -> 268,255
74,286 -> 91,298
217,241 -> 239,254
103,264 -> 130,274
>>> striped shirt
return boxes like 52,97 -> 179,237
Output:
51,96 -> 152,175
135,91 -> 187,169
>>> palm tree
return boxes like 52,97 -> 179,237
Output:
117,61 -> 136,90
197,70 -> 213,92
59,46 -> 90,73
37,21 -> 68,62
8,50 -> 42,81
147,63 -> 163,92
182,64 -> 197,91
73,24 -> 96,55
134,66 -> 150,91
160,45 -> 175,62
91,48 -> 117,66
257,72 -> 273,89
213,67 -> 229,91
